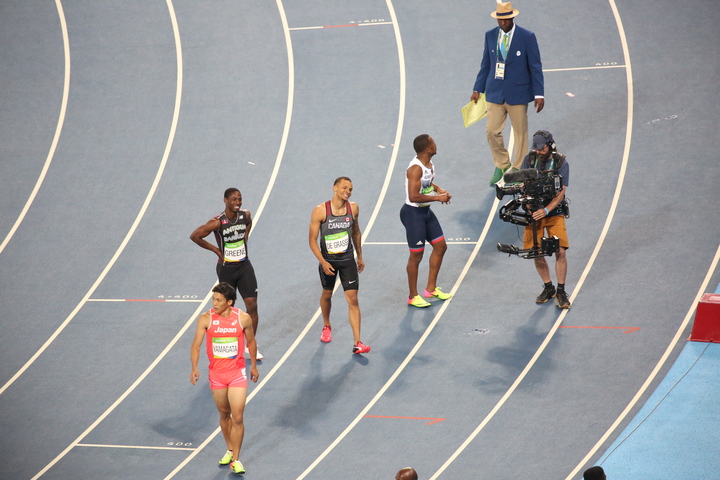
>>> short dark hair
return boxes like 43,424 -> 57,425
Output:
224,188 -> 240,199
583,466 -> 605,480
413,134 -> 431,153
334,176 -> 352,185
212,282 -> 236,305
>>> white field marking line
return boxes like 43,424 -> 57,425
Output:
562,1 -> 686,477
86,298 -> 204,302
430,3 -> 634,478
162,2 -> 297,477
28,4 -> 185,477
0,0 -> 70,257
166,1 -> 407,478
544,65 -> 625,72
76,443 -> 195,451
0,0 -> 184,398
289,21 -> 393,30
298,13 -> 498,475
297,125 -> 509,480
364,241 -> 477,245
565,248 -> 720,480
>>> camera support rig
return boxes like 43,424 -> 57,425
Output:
494,168 -> 562,259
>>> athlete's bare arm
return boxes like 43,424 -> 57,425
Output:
309,205 -> 334,275
239,311 -> 260,383
350,202 -> 364,273
244,210 -> 253,241
190,311 -> 211,385
190,218 -> 223,260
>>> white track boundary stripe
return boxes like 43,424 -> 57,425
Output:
0,0 -> 70,257
164,1 -> 406,476
0,0 -> 184,398
565,245 -> 720,480
429,1 -> 634,476
28,3 -> 185,476
162,1 -> 296,476
297,133 -> 513,479
76,443 -> 195,451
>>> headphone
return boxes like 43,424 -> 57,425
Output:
534,130 -> 556,151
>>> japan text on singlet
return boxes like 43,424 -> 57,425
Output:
320,201 -> 355,262
213,210 -> 251,265
404,157 -> 435,207
205,307 -> 247,372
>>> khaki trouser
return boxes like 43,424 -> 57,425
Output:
486,102 -> 529,170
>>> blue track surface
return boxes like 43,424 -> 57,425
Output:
1,1 -> 719,479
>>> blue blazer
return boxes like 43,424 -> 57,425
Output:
473,25 -> 544,105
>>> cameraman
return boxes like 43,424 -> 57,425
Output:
521,130 -> 570,309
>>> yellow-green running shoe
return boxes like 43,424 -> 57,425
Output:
230,460 -> 246,474
424,288 -> 452,300
408,295 -> 431,308
219,450 -> 233,465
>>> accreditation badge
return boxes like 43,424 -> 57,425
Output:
495,61 -> 505,80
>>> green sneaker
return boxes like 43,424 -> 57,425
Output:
219,450 -> 233,465
489,165 -> 510,186
408,295 -> 431,308
230,460 -> 246,474
424,288 -> 452,300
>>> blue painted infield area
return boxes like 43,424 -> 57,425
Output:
596,284 -> 720,480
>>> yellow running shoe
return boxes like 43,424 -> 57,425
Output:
230,460 -> 245,474
424,288 -> 452,300
408,295 -> 431,308
219,450 -> 233,465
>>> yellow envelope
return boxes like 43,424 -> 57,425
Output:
462,95 -> 488,128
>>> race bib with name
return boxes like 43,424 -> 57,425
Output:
212,337 -> 239,359
224,240 -> 246,262
324,231 -> 350,254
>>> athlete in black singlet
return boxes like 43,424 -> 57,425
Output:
309,177 -> 370,355
191,188 -> 263,360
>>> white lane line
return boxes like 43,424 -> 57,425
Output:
364,241 -> 478,245
0,0 -> 184,398
166,1 -> 408,477
0,0 -> 70,257
28,2 -> 185,477
289,21 -> 393,30
430,1 -> 635,477
562,0 -> 692,476
161,1 -> 296,477
544,65 -> 625,72
86,299 -> 204,303
565,247 -> 720,480
76,443 -> 195,451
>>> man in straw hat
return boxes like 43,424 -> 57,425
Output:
470,2 -> 544,186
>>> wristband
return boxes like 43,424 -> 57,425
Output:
544,208 -> 549,215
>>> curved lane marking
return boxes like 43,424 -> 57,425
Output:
563,2 -> 716,478
29,0 -> 184,477
429,0 -> 635,476
0,0 -> 70,256
565,245 -> 720,480
168,0 -> 409,477
2,0 -> 183,393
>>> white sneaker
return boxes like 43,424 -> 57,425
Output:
245,346 -> 264,360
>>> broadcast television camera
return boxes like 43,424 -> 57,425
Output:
495,168 -> 565,259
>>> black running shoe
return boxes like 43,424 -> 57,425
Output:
556,290 -> 571,309
536,284 -> 556,304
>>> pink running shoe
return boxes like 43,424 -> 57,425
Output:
353,341 -> 371,354
321,325 -> 332,343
